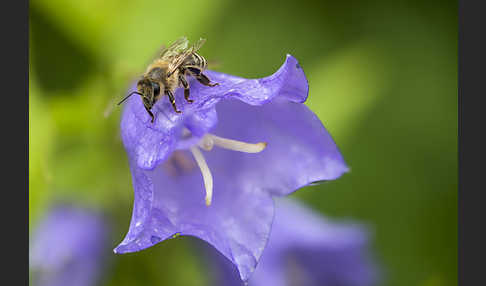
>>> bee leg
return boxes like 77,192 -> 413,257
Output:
179,72 -> 193,103
166,90 -> 182,113
188,67 -> 219,87
196,72 -> 219,87
144,106 -> 155,123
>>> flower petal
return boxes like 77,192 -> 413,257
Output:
191,54 -> 309,106
30,205 -> 109,286
114,156 -> 275,281
206,198 -> 379,286
206,98 -> 348,196
251,198 -> 378,286
120,99 -> 182,170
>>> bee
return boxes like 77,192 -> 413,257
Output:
118,37 -> 218,123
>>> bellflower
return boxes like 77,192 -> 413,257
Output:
29,205 -> 109,286
115,54 -> 349,281
208,198 -> 379,286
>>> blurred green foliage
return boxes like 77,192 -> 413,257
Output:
29,0 -> 457,285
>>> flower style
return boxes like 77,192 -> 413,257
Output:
114,54 -> 349,281
29,205 -> 109,286
208,198 -> 379,286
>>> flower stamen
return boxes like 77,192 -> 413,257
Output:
189,146 -> 213,206
188,132 -> 267,206
199,134 -> 267,153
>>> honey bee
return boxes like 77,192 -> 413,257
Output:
118,37 -> 218,122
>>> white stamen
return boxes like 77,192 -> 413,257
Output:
189,146 -> 213,206
202,134 -> 267,153
182,129 -> 267,205
198,136 -> 214,151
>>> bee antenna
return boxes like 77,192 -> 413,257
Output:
117,91 -> 142,105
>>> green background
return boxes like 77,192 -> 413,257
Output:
29,0 -> 457,285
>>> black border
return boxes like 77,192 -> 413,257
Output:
458,0 -> 484,285
2,0 -> 29,284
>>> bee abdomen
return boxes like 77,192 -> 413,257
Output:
190,53 -> 207,70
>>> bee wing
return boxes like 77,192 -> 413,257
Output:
158,44 -> 166,56
190,37 -> 206,52
167,38 -> 206,77
160,36 -> 189,59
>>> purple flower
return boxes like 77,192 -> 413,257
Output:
115,54 -> 349,281
208,199 -> 379,286
30,205 -> 109,286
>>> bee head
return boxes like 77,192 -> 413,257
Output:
117,78 -> 161,109
136,78 -> 162,108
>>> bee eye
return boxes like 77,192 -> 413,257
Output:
152,82 -> 160,96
